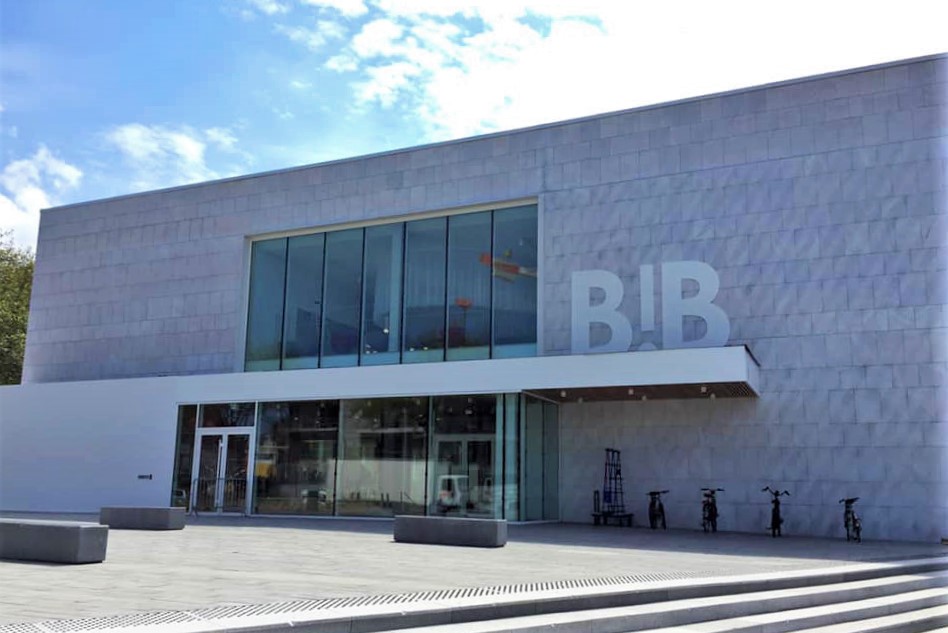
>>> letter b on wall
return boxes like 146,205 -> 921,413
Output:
661,261 -> 729,349
570,270 -> 633,353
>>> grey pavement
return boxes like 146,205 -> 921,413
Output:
0,513 -> 945,626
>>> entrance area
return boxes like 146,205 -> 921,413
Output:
171,393 -> 559,521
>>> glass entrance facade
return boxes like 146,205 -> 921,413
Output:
171,393 -> 558,520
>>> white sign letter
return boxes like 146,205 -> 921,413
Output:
571,270 -> 633,353
661,261 -> 730,349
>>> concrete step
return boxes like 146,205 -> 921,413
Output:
386,572 -> 948,633
792,604 -> 948,633
633,588 -> 948,632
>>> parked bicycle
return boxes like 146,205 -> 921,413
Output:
647,490 -> 669,530
761,486 -> 790,537
701,488 -> 724,533
839,497 -> 862,543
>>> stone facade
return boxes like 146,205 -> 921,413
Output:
21,55 -> 947,540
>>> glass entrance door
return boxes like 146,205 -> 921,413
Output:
191,431 -> 252,513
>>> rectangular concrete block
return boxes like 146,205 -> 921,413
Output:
0,519 -> 108,563
100,506 -> 186,530
393,515 -> 507,548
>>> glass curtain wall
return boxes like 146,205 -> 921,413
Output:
446,213 -> 492,360
321,229 -> 364,367
429,395 -> 501,517
253,400 -> 339,515
244,205 -> 537,372
403,218 -> 447,363
336,397 -> 428,516
175,394 -> 544,520
492,205 -> 538,358
361,224 -> 403,365
245,239 -> 287,371
282,234 -> 325,369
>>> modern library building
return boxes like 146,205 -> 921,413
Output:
0,55 -> 945,541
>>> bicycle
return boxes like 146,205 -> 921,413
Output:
701,488 -> 724,533
839,497 -> 862,543
647,490 -> 669,530
762,486 -> 790,537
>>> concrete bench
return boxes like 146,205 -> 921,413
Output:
393,515 -> 507,548
0,518 -> 108,564
99,506 -> 186,530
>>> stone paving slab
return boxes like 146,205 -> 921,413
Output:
0,513 -> 944,626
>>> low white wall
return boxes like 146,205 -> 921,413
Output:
0,379 -> 178,512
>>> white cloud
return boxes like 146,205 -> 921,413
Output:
104,124 -> 247,192
299,0 -> 369,18
0,145 -> 83,248
276,20 -> 347,51
312,0 -> 947,141
247,0 -> 289,15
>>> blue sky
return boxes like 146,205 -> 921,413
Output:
1,0 -> 945,247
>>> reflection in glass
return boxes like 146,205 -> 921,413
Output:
253,401 -> 339,515
245,238 -> 287,371
502,395 -> 520,520
522,396 -> 544,521
283,234 -> 325,369
446,213 -> 492,360
194,435 -> 221,512
403,217 -> 447,363
492,205 -> 538,358
171,405 -> 197,508
542,401 -> 559,520
430,395 -> 500,517
200,403 -> 256,427
222,435 -> 250,512
337,398 -> 427,516
321,229 -> 364,367
361,224 -> 403,365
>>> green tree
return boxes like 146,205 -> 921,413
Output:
0,231 -> 34,384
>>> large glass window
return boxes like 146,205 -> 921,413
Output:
402,217 -> 447,363
243,204 -> 537,371
245,239 -> 287,371
171,405 -> 197,508
446,212 -> 492,360
282,234 -> 325,369
253,401 -> 339,515
430,395 -> 501,517
337,397 -> 428,516
321,229 -> 364,368
361,224 -> 403,365
492,205 -> 538,358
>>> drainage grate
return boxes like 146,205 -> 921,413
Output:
0,569 -> 722,633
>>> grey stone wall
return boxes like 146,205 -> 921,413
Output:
22,56 -> 946,540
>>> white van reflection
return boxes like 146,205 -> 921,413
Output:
436,475 -> 469,514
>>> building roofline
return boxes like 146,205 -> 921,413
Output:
45,52 -> 947,214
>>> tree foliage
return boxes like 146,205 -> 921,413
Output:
0,231 -> 34,384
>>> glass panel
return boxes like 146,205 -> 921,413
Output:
446,212 -> 491,360
542,401 -> 559,520
337,397 -> 427,516
361,224 -> 404,366
200,403 -> 256,427
321,229 -> 364,367
171,405 -> 197,508
253,401 -> 339,515
403,217 -> 447,363
194,435 -> 221,512
521,396 -> 544,521
222,435 -> 249,512
492,205 -> 538,358
430,395 -> 498,517
245,238 -> 287,371
282,233 -> 325,370
502,394 -> 520,520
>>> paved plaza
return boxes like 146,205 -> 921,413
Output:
0,513 -> 945,626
